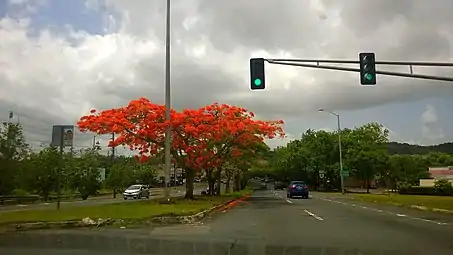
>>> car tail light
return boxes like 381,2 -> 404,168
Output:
305,185 -> 309,189
291,185 -> 296,189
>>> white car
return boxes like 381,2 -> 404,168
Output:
123,184 -> 150,200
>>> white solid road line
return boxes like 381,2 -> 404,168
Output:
286,199 -> 293,204
304,209 -> 324,221
319,197 -> 449,225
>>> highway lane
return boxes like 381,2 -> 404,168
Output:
156,190 -> 453,254
0,186 -> 206,212
2,190 -> 453,254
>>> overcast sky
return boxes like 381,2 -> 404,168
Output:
1,0 -> 453,156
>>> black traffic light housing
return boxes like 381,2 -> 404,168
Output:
250,58 -> 265,90
359,52 -> 376,85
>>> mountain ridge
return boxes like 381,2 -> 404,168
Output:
387,142 -> 453,155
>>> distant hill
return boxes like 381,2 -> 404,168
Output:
387,142 -> 453,155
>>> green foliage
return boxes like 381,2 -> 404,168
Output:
0,122 -> 30,195
399,186 -> 453,196
433,179 -> 453,195
21,147 -> 61,200
267,121 -> 453,192
67,149 -> 103,200
388,142 -> 453,155
105,164 -> 134,194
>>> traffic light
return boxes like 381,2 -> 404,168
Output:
250,58 -> 265,90
359,52 -> 376,85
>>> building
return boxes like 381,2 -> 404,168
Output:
419,167 -> 453,187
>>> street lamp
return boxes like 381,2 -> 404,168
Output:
318,108 -> 345,195
163,0 -> 171,201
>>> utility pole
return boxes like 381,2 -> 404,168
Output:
57,126 -> 64,210
319,109 -> 344,194
163,0 -> 171,201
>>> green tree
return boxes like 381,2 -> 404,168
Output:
68,149 -> 102,200
344,122 -> 389,192
0,122 -> 30,195
22,147 -> 61,200
105,161 -> 135,198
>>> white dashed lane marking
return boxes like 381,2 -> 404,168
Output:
304,209 -> 324,221
319,197 -> 449,226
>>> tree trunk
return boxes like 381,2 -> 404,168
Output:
113,189 -> 117,198
233,174 -> 240,192
43,192 -> 49,202
184,168 -> 195,199
206,169 -> 214,195
215,167 -> 221,196
225,176 -> 231,194
240,176 -> 247,190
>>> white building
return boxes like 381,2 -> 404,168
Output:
419,167 -> 453,187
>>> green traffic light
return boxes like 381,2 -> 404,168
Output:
254,78 -> 262,86
364,73 -> 373,80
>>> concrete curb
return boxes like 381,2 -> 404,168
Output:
4,194 -> 251,232
410,204 -> 453,214
151,194 -> 250,224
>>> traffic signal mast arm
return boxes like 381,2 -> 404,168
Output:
265,58 -> 453,83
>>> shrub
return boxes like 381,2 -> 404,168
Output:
398,185 -> 453,196
434,179 -> 453,195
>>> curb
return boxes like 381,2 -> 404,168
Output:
152,194 -> 250,224
4,194 -> 251,232
410,204 -> 453,214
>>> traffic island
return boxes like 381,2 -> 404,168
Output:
0,191 -> 251,232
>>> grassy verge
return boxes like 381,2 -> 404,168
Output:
220,186 -> 254,198
0,194 -> 244,225
348,193 -> 453,211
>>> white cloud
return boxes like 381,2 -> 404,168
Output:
420,104 -> 446,145
0,0 -> 452,155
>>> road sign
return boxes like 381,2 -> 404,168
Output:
51,125 -> 74,148
63,126 -> 74,147
341,171 -> 349,177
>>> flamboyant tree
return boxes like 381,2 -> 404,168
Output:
78,98 -> 285,199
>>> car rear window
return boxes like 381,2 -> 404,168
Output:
291,181 -> 305,185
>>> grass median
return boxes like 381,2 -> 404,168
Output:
348,193 -> 453,212
0,191 -> 250,226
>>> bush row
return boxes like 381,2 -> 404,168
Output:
398,186 -> 453,196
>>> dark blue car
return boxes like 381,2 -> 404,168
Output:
286,181 -> 309,199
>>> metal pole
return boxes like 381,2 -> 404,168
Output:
57,126 -> 64,210
336,114 -> 345,195
92,135 -> 96,149
267,60 -> 453,82
267,58 -> 453,67
163,0 -> 171,201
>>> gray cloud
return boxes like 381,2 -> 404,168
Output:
1,0 -> 453,151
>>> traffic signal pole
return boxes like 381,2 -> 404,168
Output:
265,58 -> 453,82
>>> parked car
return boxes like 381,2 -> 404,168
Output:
286,181 -> 309,199
123,184 -> 150,200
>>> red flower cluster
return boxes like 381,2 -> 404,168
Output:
78,98 -> 285,170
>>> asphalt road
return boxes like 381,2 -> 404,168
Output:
0,186 -> 206,212
1,190 -> 453,254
